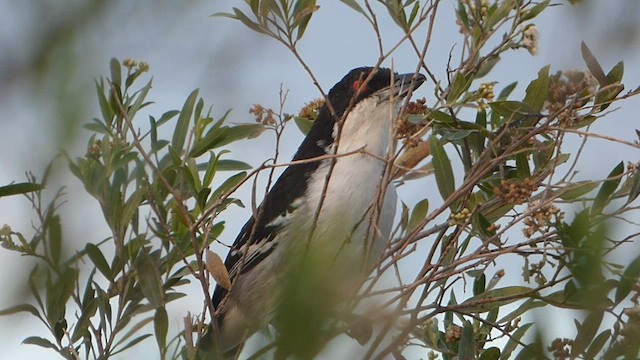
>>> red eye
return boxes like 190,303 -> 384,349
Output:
352,79 -> 366,93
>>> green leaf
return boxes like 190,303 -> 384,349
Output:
28,266 -> 44,313
479,347 -> 501,360
172,89 -> 199,153
121,187 -> 145,233
46,268 -> 78,324
486,0 -> 513,29
339,0 -> 371,23
0,304 -> 40,317
460,286 -> 533,313
475,55 -> 500,79
189,127 -> 228,158
523,65 -> 549,112
96,79 -> 115,125
83,119 -> 111,135
499,323 -> 533,360
85,243 -> 113,281
71,298 -> 98,342
458,321 -> 476,360
157,110 -> 180,127
407,199 -> 429,233
22,336 -> 57,350
110,58 -> 122,88
294,116 -> 314,135
230,7 -> 268,34
515,153 -> 531,179
55,317 -> 67,342
112,334 -> 154,355
585,329 -> 611,359
581,42 -> 607,86
473,273 -> 486,296
215,159 -> 252,171
197,187 -> 211,210
47,214 -> 62,266
593,83 -> 624,112
292,0 -> 316,40
521,0 -> 550,21
497,82 -> 517,100
606,61 -> 624,85
593,161 -> 624,213
214,123 -> 266,148
498,299 -> 546,324
626,172 -> 640,205
128,79 -> 152,118
154,306 -> 168,352
135,252 -> 164,308
429,109 -> 456,124
457,2 -> 470,32
488,101 -> 535,121
572,311 -> 603,357
615,254 -> 640,304
209,172 -> 247,208
0,182 -> 44,197
558,181 -> 598,201
447,72 -> 472,104
429,136 -> 455,201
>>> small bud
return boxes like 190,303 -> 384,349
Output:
0,224 -> 11,236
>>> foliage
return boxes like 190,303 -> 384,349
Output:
2,0 -> 640,359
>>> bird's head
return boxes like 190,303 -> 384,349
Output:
326,67 -> 426,118
294,67 -> 426,158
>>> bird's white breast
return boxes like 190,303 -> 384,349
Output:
295,98 -> 398,267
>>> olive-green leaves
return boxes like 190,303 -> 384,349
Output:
0,182 -> 44,198
429,136 -> 455,202
214,0 -> 319,43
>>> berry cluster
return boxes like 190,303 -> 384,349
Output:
493,178 -> 538,205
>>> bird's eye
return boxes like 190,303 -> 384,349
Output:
352,79 -> 366,93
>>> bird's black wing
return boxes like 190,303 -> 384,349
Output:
212,109 -> 335,309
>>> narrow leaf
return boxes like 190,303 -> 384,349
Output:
460,286 -> 533,313
606,61 -> 624,85
0,304 -> 40,317
479,347 -> 501,360
85,244 -> 113,281
48,214 -> 62,266
572,311 -> 603,356
172,89 -> 199,153
615,254 -> 640,304
0,183 -> 44,197
407,199 -> 429,233
294,116 -> 314,135
581,42 -> 607,86
109,58 -> 122,88
585,329 -> 611,358
523,65 -> 550,112
521,0 -> 550,21
135,252 -> 164,308
500,323 -> 533,360
489,101 -> 535,120
498,82 -> 517,100
593,161 -> 624,213
447,72 -> 471,104
22,336 -> 57,350
154,306 -> 168,352
428,136 -> 455,201
458,321 -> 476,360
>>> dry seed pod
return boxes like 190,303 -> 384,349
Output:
206,250 -> 231,290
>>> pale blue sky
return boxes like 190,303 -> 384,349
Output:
1,1 -> 639,358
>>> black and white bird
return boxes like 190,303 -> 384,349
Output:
203,67 -> 425,355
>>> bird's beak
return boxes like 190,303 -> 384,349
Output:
376,72 -> 427,102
